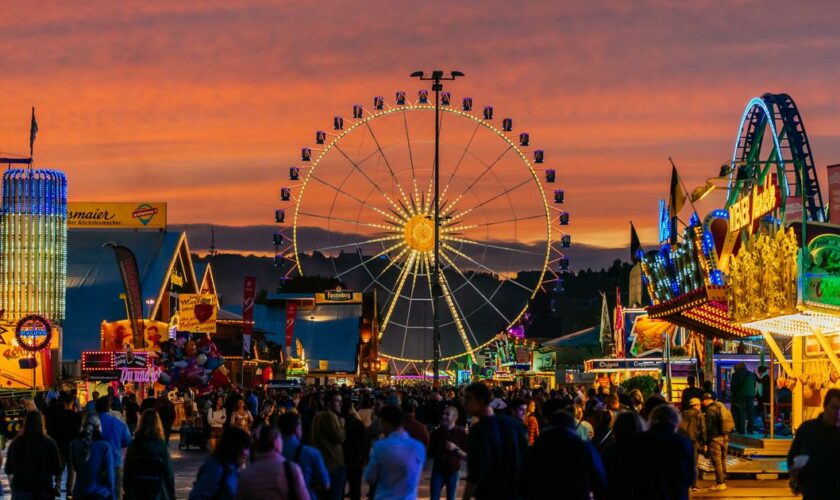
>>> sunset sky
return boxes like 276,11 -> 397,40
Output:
2,1 -> 840,263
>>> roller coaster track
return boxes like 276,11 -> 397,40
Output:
731,93 -> 825,222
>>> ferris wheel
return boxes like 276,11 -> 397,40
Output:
273,86 -> 570,363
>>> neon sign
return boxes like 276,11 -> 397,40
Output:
658,199 -> 670,244
14,315 -> 52,352
728,174 -> 780,233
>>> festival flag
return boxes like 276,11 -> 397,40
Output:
669,165 -> 687,218
630,222 -> 642,263
614,287 -> 625,358
242,277 -> 256,355
29,107 -> 38,157
599,292 -> 613,355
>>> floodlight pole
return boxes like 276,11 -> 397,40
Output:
411,70 -> 463,390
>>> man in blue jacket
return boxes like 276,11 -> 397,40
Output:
278,411 -> 330,499
96,396 -> 132,500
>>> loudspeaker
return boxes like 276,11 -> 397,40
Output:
18,358 -> 37,369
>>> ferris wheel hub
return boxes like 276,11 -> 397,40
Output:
403,214 -> 435,253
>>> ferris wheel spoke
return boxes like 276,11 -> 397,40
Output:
444,213 -> 545,234
397,255 -> 423,354
379,250 -> 418,336
334,143 -> 410,220
441,235 -> 542,256
439,250 -> 512,327
437,262 -> 478,359
298,211 -> 400,232
447,145 -> 513,208
364,121 -> 415,214
446,177 -> 533,221
306,234 -> 405,254
441,242 -> 535,294
310,175 -> 403,225
402,111 -> 421,213
363,245 -> 411,293
440,122 -> 481,203
334,240 -> 406,279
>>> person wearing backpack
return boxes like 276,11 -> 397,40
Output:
189,426 -> 252,500
702,392 -> 733,492
678,398 -> 706,492
236,423 -> 309,499
278,412 -> 330,500
123,409 -> 175,500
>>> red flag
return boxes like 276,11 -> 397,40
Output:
614,287 -> 625,358
285,302 -> 298,357
242,277 -> 256,354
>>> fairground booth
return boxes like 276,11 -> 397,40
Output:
639,92 -> 840,473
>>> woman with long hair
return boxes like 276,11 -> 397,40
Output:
3,410 -> 62,498
189,427 -> 251,500
123,409 -> 175,499
208,395 -> 227,450
69,412 -> 115,499
230,399 -> 253,433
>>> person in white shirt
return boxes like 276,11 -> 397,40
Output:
208,395 -> 227,450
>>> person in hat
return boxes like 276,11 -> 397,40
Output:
679,397 -> 707,492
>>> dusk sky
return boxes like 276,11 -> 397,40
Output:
2,1 -> 840,261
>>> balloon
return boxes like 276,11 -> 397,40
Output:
205,358 -> 221,370
196,354 -> 207,366
173,360 -> 188,369
218,365 -> 229,376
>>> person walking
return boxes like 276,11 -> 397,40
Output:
48,392 -> 82,496
679,398 -> 706,492
154,390 -> 176,444
730,362 -> 757,434
208,396 -> 228,450
702,392 -> 733,491
236,424 -> 309,500
342,396 -> 366,500
4,411 -> 63,499
519,410 -> 605,500
123,409 -> 175,500
462,382 -> 527,500
68,412 -> 115,500
428,406 -> 467,500
400,398 -> 430,450
787,388 -> 840,499
312,391 -> 346,500
628,404 -> 695,500
97,396 -> 132,500
600,411 -> 644,500
123,393 -> 141,435
189,427 -> 251,500
278,412 -> 330,500
524,400 -> 540,445
363,405 -> 426,500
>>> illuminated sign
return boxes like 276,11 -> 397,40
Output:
119,366 -> 162,384
728,174 -> 780,233
178,294 -> 218,333
325,290 -> 353,301
658,199 -> 670,243
14,315 -> 53,352
67,202 -> 167,229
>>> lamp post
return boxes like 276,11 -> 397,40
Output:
410,70 -> 464,390
145,298 -> 156,319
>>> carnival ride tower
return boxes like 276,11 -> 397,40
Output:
0,168 -> 68,324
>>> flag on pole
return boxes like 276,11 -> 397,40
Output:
29,107 -> 38,158
599,291 -> 613,355
630,222 -> 642,263
614,287 -> 625,358
669,165 -> 687,218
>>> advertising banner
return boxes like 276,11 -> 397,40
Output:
242,277 -> 256,355
285,302 -> 298,356
627,314 -> 676,357
101,319 -> 169,352
178,294 -> 218,333
106,244 -> 146,348
68,202 -> 167,229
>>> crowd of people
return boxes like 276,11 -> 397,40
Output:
1,376 -> 838,499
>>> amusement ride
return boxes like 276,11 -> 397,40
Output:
273,74 -> 569,373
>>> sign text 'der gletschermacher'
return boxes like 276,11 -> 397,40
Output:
67,202 -> 167,229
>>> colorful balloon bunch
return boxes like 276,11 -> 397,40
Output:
156,331 -> 230,393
